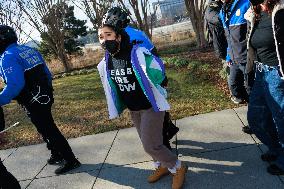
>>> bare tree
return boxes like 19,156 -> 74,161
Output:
71,0 -> 114,31
0,0 -> 31,43
117,0 -> 152,38
184,0 -> 208,48
75,0 -> 153,38
149,2 -> 159,38
16,0 -> 72,72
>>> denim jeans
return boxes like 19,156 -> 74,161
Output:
228,63 -> 253,101
247,63 -> 284,169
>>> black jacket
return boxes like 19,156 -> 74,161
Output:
205,0 -> 227,59
245,2 -> 284,77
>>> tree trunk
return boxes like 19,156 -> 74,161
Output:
184,0 -> 208,48
58,48 -> 70,72
195,19 -> 207,48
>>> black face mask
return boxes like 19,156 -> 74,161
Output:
102,40 -> 120,55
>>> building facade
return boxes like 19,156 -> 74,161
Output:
153,0 -> 187,21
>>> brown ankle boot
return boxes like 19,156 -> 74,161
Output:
172,163 -> 188,189
148,166 -> 170,183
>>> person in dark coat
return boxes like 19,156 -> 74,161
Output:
219,0 -> 254,104
205,0 -> 228,60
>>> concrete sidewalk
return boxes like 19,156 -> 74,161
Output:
1,106 -> 284,189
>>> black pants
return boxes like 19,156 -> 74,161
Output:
228,63 -> 254,101
0,160 -> 21,189
21,88 -> 76,162
0,106 -> 5,131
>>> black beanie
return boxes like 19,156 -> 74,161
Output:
249,0 -> 265,6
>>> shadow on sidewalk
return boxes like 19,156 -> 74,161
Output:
86,163 -> 161,188
175,139 -> 257,155
69,140 -> 274,188
171,140 -> 278,187
12,140 -> 280,189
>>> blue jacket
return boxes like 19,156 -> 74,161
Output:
125,26 -> 154,51
0,43 -> 52,106
219,0 -> 250,64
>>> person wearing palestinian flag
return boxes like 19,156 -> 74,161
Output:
97,10 -> 188,189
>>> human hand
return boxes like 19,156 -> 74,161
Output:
227,61 -> 233,67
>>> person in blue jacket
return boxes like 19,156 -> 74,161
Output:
219,0 -> 255,135
102,7 -> 179,150
0,25 -> 80,175
219,0 -> 254,105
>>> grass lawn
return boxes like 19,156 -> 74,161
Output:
1,49 -> 239,149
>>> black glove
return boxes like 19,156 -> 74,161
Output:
161,76 -> 168,88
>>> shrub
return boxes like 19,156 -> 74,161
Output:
219,66 -> 230,79
158,39 -> 197,55
187,60 -> 200,71
200,64 -> 210,71
163,57 -> 190,68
